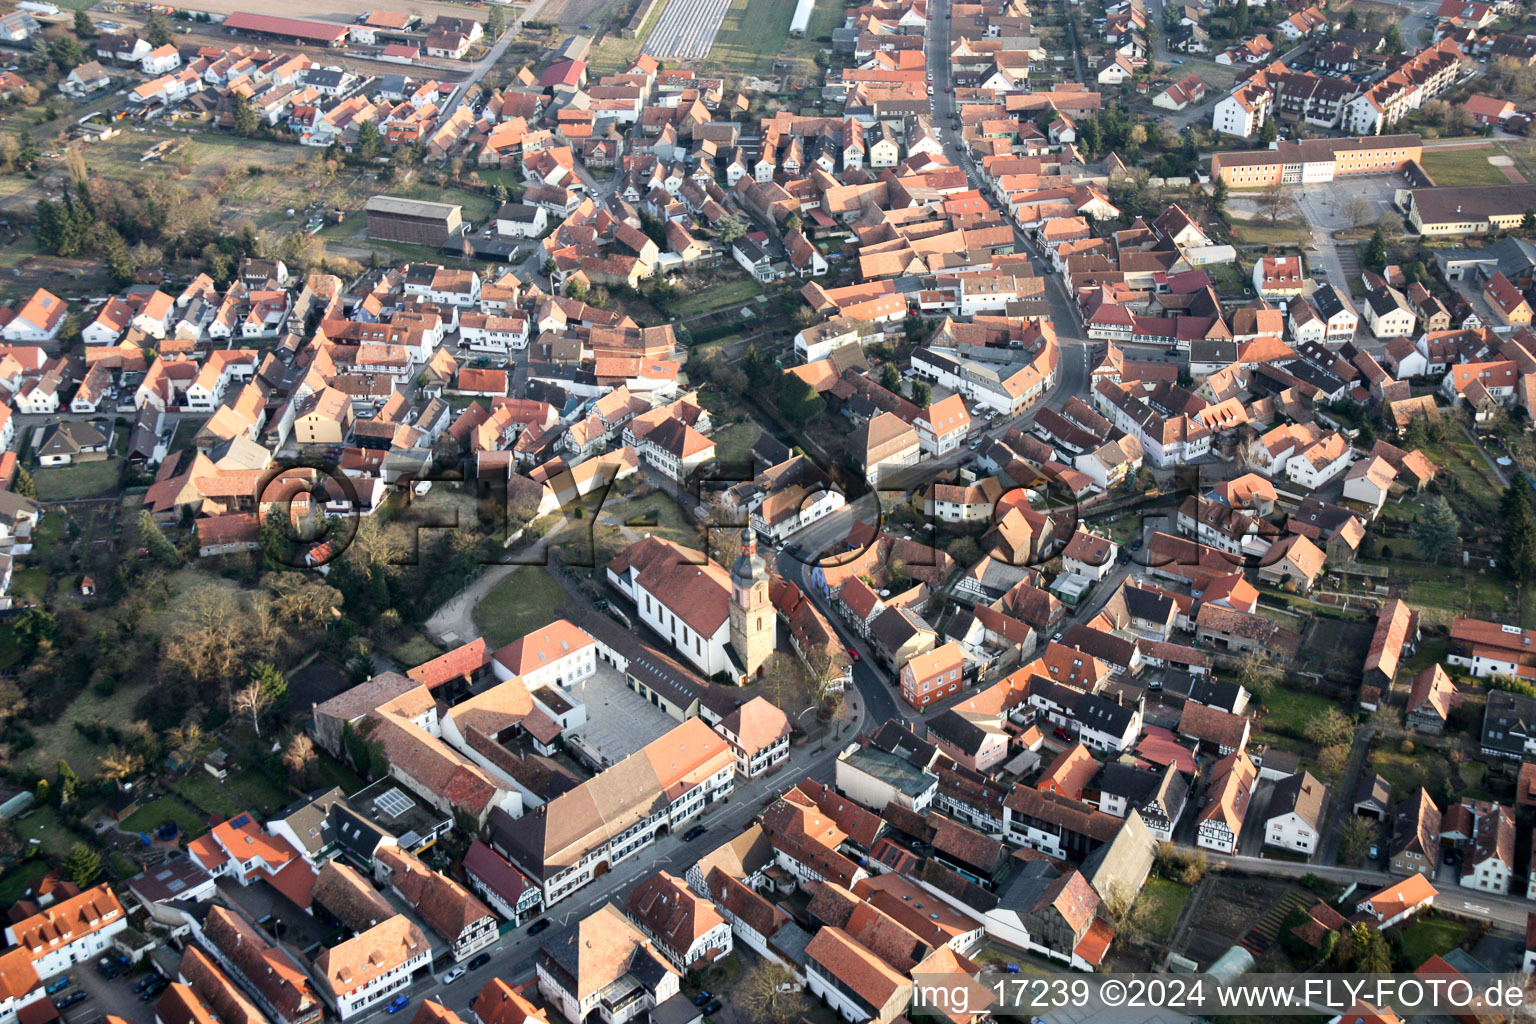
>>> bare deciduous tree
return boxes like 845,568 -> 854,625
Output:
1257,182 -> 1295,224
97,745 -> 144,782
736,962 -> 808,1024
230,682 -> 274,738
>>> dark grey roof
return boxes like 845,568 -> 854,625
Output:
1185,675 -> 1245,713
1095,762 -> 1166,806
1312,283 -> 1353,320
1366,287 -> 1409,318
1122,586 -> 1175,624
1483,688 -> 1536,757
925,709 -> 988,755
992,858 -> 1061,914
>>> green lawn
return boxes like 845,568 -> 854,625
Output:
176,769 -> 289,819
474,567 -> 567,649
119,795 -> 207,839
1417,148 -> 1511,187
1138,878 -> 1190,941
706,0 -> 799,75
15,805 -> 83,859
607,491 -> 698,547
1398,916 -> 1468,966
1230,218 -> 1311,245
710,422 -> 762,464
32,458 -> 121,501
780,0 -> 847,72
674,276 -> 764,318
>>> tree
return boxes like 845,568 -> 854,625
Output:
357,120 -> 382,160
1364,226 -> 1388,270
1345,923 -> 1393,974
231,91 -> 257,137
716,214 -> 745,244
912,379 -> 931,406
1305,707 -> 1354,749
250,660 -> 290,712
283,733 -> 317,785
880,364 -> 902,393
1211,177 -> 1228,213
784,211 -> 802,234
1336,816 -> 1376,867
1237,647 -> 1283,700
1383,21 -> 1402,53
736,963 -> 809,1024
73,9 -> 94,36
1256,180 -> 1293,224
166,721 -> 214,769
138,509 -> 181,567
1344,195 -> 1374,229
1258,116 -> 1278,146
1502,482 -> 1536,582
1317,743 -> 1351,782
50,34 -> 83,71
97,745 -> 144,782
62,843 -> 101,887
55,759 -> 79,806
1128,123 -> 1148,150
230,682 -> 274,738
775,372 -> 822,427
1234,0 -> 1250,34
12,465 -> 35,499
1410,494 -> 1459,563
486,3 -> 505,38
145,13 -> 172,47
1524,210 -> 1536,234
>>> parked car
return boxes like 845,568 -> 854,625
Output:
139,981 -> 168,1002
55,991 -> 88,1010
704,1000 -> 723,1015
95,959 -> 120,980
386,997 -> 412,1014
528,918 -> 552,936
441,967 -> 466,985
693,992 -> 714,1007
683,824 -> 708,842
467,953 -> 492,972
134,976 -> 161,993
846,646 -> 861,662
45,977 -> 72,995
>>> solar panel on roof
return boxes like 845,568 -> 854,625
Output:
229,813 -> 252,829
374,787 -> 413,819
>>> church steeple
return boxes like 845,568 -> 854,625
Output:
728,526 -> 773,681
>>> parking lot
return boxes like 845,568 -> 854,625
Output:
563,662 -> 678,770
55,954 -> 161,1024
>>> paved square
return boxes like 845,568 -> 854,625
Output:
562,662 -> 677,770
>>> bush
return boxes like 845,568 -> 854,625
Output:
1399,739 -> 1414,755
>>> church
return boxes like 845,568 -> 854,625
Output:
605,528 -> 775,683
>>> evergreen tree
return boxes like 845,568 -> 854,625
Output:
1212,177 -> 1229,213
63,842 -> 101,887
1503,483 -> 1536,581
50,33 -> 82,70
716,214 -> 745,243
880,364 -> 902,393
249,661 -> 289,711
55,759 -> 78,806
137,509 -> 181,567
1383,22 -> 1402,53
12,465 -> 35,499
1364,227 -> 1388,270
356,120 -> 381,159
486,4 -> 505,38
912,380 -> 931,406
775,373 -> 821,427
102,229 -> 133,287
232,91 -> 257,137
73,10 -> 94,36
1523,209 -> 1536,233
1077,116 -> 1101,157
145,13 -> 172,47
1258,117 -> 1278,146
1411,494 -> 1460,563
1234,0 -> 1250,34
